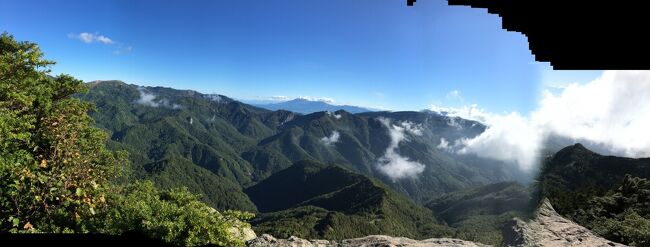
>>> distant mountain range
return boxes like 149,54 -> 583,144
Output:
248,98 -> 376,114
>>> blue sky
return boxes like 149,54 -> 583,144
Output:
0,0 -> 601,113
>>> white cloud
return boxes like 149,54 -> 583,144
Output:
321,131 -> 340,146
376,117 -> 425,180
95,35 -> 114,44
269,96 -> 291,101
430,104 -> 492,123
446,116 -> 463,129
534,71 -> 650,157
136,88 -> 159,107
437,138 -> 450,151
298,96 -> 335,104
205,94 -> 223,103
446,90 -> 464,102
456,112 -> 542,171
69,32 -> 114,45
326,111 -> 342,119
69,32 -> 133,55
135,87 -> 181,109
432,70 -> 650,171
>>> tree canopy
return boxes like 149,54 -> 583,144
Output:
0,32 -> 253,246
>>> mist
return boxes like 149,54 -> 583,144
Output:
376,117 -> 426,180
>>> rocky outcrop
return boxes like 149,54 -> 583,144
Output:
247,234 -> 490,247
503,198 -> 626,247
247,199 -> 628,247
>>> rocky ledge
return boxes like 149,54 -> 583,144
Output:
503,198 -> 627,247
247,199 -> 627,247
247,234 -> 490,247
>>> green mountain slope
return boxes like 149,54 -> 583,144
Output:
539,143 -> 650,245
245,160 -> 453,240
79,81 -> 296,210
247,110 -> 528,202
79,80 -> 529,210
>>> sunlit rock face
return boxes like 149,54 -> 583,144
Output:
502,199 -> 627,247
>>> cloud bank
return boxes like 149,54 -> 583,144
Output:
135,87 -> 181,109
320,131 -> 340,146
376,118 -> 425,180
433,70 -> 650,171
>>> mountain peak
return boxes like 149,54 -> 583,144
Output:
554,142 -> 595,158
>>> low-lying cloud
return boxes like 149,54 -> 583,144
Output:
376,117 -> 425,180
205,94 -> 223,103
326,111 -> 342,119
135,87 -> 181,109
432,70 -> 650,171
321,131 -> 340,146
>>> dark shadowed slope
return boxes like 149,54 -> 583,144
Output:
245,160 -> 453,240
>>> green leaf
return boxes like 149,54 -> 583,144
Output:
76,188 -> 84,197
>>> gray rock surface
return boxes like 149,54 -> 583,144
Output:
247,199 -> 628,247
502,198 -> 627,247
246,234 -> 490,247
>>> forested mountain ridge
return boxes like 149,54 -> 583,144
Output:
79,80 -> 528,207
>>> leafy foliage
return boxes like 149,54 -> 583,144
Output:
0,32 -> 254,246
573,175 -> 650,246
92,181 -> 254,247
0,32 -> 126,233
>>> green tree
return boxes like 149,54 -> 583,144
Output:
0,32 -> 254,247
0,32 -> 126,232
94,181 -> 254,246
